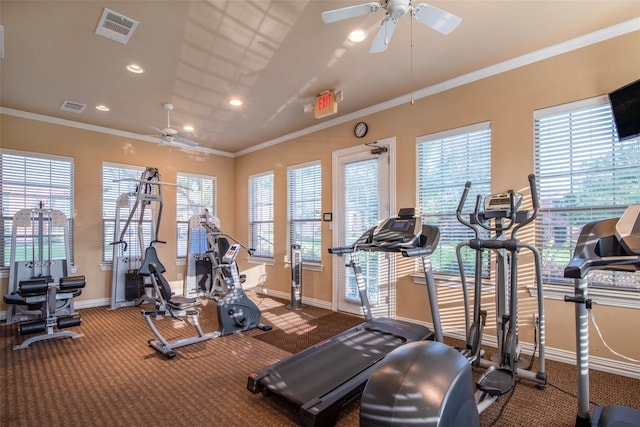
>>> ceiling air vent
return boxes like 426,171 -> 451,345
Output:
95,8 -> 138,45
60,100 -> 86,114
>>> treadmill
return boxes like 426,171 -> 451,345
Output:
247,208 -> 444,427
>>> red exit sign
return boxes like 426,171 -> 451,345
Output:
314,91 -> 338,119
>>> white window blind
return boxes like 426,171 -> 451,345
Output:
249,172 -> 274,258
176,172 -> 216,258
417,123 -> 492,275
288,162 -> 322,263
535,97 -> 640,288
1,150 -> 75,266
102,163 -> 148,262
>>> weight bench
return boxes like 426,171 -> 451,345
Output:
3,276 -> 86,350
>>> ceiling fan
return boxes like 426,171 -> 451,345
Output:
149,103 -> 198,147
321,0 -> 462,53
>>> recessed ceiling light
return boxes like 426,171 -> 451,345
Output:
96,104 -> 110,112
126,64 -> 144,74
348,29 -> 367,43
183,125 -> 194,132
229,99 -> 243,107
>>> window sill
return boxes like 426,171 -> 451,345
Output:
284,261 -> 323,272
411,274 -> 494,293
249,256 -> 275,266
412,274 -> 639,309
528,283 -> 640,309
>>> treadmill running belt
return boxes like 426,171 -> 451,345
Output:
260,328 -> 404,406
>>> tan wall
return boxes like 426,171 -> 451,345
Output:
233,31 -> 640,361
0,114 -> 235,303
1,31 -> 639,362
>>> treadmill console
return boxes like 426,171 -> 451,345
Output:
370,214 -> 422,250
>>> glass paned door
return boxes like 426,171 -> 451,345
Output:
333,143 -> 392,317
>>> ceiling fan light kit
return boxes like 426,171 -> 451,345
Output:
149,103 -> 199,148
322,0 -> 461,53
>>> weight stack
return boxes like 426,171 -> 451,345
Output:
125,270 -> 145,301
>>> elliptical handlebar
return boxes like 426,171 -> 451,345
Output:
456,182 -> 477,236
511,174 -> 539,239
457,174 -> 539,238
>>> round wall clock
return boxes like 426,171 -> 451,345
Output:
354,122 -> 368,138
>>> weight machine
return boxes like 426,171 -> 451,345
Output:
3,205 -> 86,349
183,212 -> 253,299
110,167 -> 164,309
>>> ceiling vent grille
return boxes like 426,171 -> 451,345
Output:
60,100 -> 86,113
95,8 -> 138,45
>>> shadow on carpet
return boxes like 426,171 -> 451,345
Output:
253,311 -> 363,354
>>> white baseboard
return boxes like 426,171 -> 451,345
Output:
256,287 -> 333,311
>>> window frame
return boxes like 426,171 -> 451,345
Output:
287,160 -> 322,265
1,149 -> 75,269
416,122 -> 492,278
176,172 -> 217,260
101,162 -> 148,264
248,171 -> 274,261
534,95 -> 640,292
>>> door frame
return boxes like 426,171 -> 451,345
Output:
331,137 -> 396,313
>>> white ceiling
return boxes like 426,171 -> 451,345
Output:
1,1 -> 639,155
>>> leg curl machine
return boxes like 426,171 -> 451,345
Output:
3,206 -> 86,349
4,276 -> 86,349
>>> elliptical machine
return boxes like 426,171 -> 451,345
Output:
455,173 -> 547,410
359,175 -> 547,426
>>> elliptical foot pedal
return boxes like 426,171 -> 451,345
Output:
476,366 -> 514,396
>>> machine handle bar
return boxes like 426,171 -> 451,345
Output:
456,182 -> 477,237
512,174 -> 539,238
402,247 -> 429,257
110,240 -> 128,252
328,246 -> 355,255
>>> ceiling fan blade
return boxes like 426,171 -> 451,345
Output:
321,2 -> 381,24
412,4 -> 461,35
174,135 -> 199,147
370,17 -> 398,53
148,125 -> 165,135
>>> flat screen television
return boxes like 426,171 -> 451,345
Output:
608,78 -> 640,141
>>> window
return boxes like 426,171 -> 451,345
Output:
1,150 -> 75,267
102,163 -> 148,263
288,162 -> 322,263
249,172 -> 274,259
176,172 -> 216,258
417,122 -> 492,276
535,96 -> 640,289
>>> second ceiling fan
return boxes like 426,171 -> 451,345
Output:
322,0 -> 462,53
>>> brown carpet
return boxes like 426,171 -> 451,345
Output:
2,293 -> 639,427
